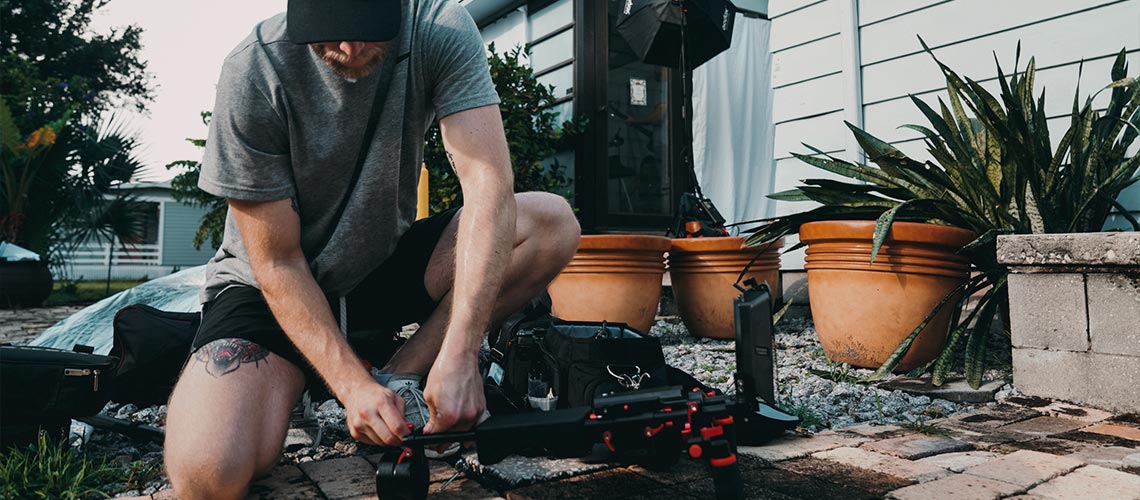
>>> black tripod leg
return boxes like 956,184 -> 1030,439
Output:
710,460 -> 744,500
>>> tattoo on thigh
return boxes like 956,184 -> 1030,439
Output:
195,339 -> 270,377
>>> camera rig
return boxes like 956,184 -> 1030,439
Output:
375,281 -> 797,500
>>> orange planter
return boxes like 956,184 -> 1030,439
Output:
667,237 -> 783,339
547,235 -> 671,333
800,221 -> 976,371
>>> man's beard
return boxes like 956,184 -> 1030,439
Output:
312,42 -> 392,80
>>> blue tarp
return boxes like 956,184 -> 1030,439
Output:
30,266 -> 206,355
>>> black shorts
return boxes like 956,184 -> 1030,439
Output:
190,208 -> 459,383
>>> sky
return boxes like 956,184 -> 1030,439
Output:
89,0 -> 287,181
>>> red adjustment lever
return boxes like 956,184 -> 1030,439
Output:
603,431 -> 616,453
713,416 -> 734,426
700,425 -> 724,440
710,454 -> 737,468
644,424 -> 666,438
396,447 -> 413,465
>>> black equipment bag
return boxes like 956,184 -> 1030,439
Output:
0,345 -> 117,425
110,304 -> 199,406
540,321 -> 670,408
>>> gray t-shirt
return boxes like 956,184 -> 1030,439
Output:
198,0 -> 499,303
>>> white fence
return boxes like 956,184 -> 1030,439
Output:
65,241 -> 162,267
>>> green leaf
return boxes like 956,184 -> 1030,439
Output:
768,189 -> 812,201
964,278 -> 1007,388
870,200 -> 918,263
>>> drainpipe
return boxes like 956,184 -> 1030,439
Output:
838,0 -> 864,164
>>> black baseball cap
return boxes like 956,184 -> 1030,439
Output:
287,0 -> 402,44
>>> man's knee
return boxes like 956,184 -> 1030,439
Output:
517,192 -> 580,265
165,446 -> 263,500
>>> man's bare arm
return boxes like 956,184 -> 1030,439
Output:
228,198 -> 408,446
421,104 -> 515,433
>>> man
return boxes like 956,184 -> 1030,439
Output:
162,0 -> 580,497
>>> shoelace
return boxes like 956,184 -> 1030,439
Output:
391,381 -> 430,426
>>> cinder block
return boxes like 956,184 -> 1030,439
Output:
1013,348 -> 1140,413
1007,273 -> 1089,352
1087,273 -> 1140,357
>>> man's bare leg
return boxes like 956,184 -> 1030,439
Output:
380,191 -> 579,375
165,339 -> 306,500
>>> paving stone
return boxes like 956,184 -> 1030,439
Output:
1085,423 -> 1140,442
813,447 -> 951,483
963,449 -> 1085,488
945,404 -> 1042,431
246,464 -> 324,500
1027,464 -> 1140,500
915,451 -> 1000,473
877,376 -> 1006,404
1067,446 -> 1140,470
299,456 -> 377,500
887,474 -> 1024,500
504,467 -> 667,500
1053,429 -> 1140,448
425,477 -> 504,500
837,423 -> 907,439
862,433 -> 974,460
738,430 -> 868,462
1003,496 -> 1047,500
1030,400 -> 1114,424
737,467 -> 882,500
990,437 -> 1093,456
630,452 -> 770,486
777,457 -> 914,495
999,416 -> 1089,437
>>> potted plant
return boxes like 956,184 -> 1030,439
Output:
667,236 -> 783,339
548,234 -> 671,333
746,41 -> 1139,387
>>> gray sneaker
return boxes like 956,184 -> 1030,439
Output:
372,370 -> 460,457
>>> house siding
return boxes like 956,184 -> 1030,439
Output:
161,202 -> 216,267
770,0 -> 1140,269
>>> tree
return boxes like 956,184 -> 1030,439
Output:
0,0 -> 152,278
424,44 -> 585,214
167,112 -> 226,250
1,0 -> 153,131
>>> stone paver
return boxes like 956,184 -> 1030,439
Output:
739,430 -> 869,461
861,433 -> 974,459
778,457 -> 914,496
504,467 -> 668,500
1027,464 -> 1140,500
1007,396 -> 1115,424
915,451 -> 1000,473
813,446 -> 951,483
0,305 -> 83,344
999,416 -> 1089,437
963,449 -> 1085,488
298,456 -> 377,500
1085,423 -> 1140,442
945,404 -> 1042,431
878,377 -> 1006,404
838,423 -> 907,439
247,464 -> 324,500
1066,446 -> 1140,470
887,474 -> 1024,500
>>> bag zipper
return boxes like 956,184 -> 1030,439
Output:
63,368 -> 101,392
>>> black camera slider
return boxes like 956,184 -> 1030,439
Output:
375,282 -> 797,500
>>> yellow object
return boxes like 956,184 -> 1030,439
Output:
416,164 -> 429,220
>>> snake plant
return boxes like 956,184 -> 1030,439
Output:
746,40 -> 1140,388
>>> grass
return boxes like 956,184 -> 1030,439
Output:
45,280 -> 144,306
0,432 -> 119,500
777,402 -> 825,429
0,431 -> 166,499
901,418 -> 954,437
808,359 -> 863,384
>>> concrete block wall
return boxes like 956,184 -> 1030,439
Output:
997,233 -> 1140,413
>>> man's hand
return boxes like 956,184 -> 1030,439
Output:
421,357 -> 485,435
342,381 -> 410,446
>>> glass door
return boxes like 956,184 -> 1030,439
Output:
576,0 -> 688,231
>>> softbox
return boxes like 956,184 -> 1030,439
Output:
616,0 -> 737,69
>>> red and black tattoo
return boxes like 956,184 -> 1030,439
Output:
195,339 -> 270,377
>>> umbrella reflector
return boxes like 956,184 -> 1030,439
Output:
616,0 -> 737,69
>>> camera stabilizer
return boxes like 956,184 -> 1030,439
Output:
374,281 -> 797,500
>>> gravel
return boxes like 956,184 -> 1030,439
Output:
82,313 -> 1002,497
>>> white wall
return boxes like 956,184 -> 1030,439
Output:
480,7 -> 529,52
769,0 -> 1140,269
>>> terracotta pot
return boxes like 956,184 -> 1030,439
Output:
800,221 -> 976,371
667,237 -> 783,339
548,234 -> 670,332
0,260 -> 53,308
